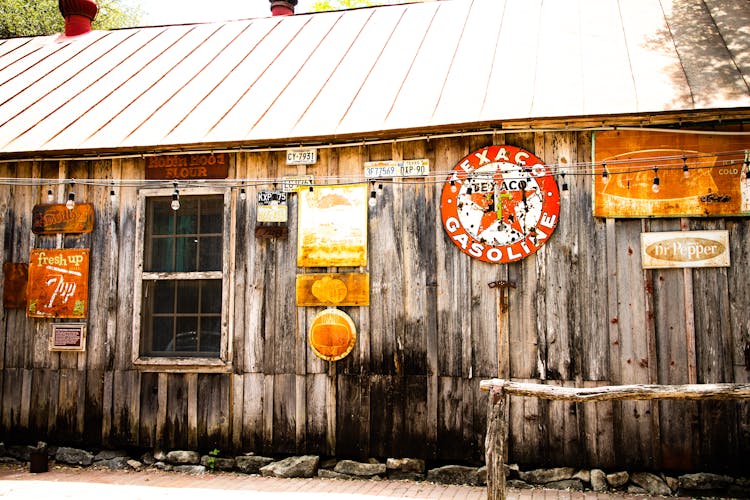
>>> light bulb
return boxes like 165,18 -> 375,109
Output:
601,163 -> 609,184
368,191 -> 377,208
651,167 -> 660,193
66,192 -> 75,210
450,181 -> 457,193
171,191 -> 180,210
239,188 -> 246,201
47,189 -> 54,203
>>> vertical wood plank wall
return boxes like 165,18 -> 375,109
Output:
0,132 -> 748,473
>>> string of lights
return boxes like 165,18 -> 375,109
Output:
0,150 -> 748,205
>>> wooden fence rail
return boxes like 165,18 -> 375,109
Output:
480,379 -> 750,500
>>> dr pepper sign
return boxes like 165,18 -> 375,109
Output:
441,145 -> 560,263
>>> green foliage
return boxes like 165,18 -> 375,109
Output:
0,0 -> 143,38
309,0 -> 377,12
206,448 -> 220,472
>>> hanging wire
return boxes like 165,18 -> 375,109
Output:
0,149 -> 747,190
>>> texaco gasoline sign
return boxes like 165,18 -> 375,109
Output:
441,145 -> 560,263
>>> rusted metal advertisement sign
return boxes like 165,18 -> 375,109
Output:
2,262 -> 28,309
640,230 -> 730,269
441,145 -> 560,263
594,130 -> 750,217
27,249 -> 90,319
32,203 -> 94,234
145,153 -> 229,180
296,273 -> 370,307
297,184 -> 368,267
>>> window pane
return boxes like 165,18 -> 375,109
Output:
174,237 -> 197,272
201,280 -> 222,313
151,316 -> 174,352
198,236 -> 222,271
200,197 -> 223,232
176,281 -> 199,314
175,317 -> 199,352
148,238 -> 173,272
200,317 -> 221,353
176,198 -> 198,234
151,200 -> 174,235
153,281 -> 175,314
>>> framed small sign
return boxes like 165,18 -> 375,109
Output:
50,323 -> 86,351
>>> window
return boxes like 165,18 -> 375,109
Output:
133,187 -> 232,368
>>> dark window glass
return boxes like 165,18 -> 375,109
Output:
145,195 -> 222,273
141,193 -> 224,358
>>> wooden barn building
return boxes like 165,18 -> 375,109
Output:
1,0 -> 749,474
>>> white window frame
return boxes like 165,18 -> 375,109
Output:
132,186 -> 234,371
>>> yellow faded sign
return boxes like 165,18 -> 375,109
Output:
594,130 -> 750,217
297,184 -> 368,267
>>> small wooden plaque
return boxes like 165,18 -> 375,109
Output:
255,225 -> 288,239
296,273 -> 370,307
50,323 -> 86,351
32,203 -> 94,234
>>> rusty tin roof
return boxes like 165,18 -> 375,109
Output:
1,0 -> 749,157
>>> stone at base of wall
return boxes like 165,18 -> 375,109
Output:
0,442 -> 747,497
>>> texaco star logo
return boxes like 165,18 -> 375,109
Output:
441,145 -> 560,263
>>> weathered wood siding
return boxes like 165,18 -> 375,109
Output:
0,132 -> 748,473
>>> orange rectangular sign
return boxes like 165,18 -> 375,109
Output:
27,249 -> 90,319
296,273 -> 370,307
32,203 -> 95,234
594,130 -> 750,217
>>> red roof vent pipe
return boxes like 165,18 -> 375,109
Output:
270,0 -> 297,16
59,0 -> 98,36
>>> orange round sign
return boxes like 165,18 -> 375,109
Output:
309,308 -> 357,362
441,145 -> 560,263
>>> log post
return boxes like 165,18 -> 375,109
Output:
485,382 -> 507,500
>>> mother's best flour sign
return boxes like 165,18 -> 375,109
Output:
640,230 -> 730,269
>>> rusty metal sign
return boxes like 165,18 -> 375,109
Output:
296,273 -> 369,307
297,184 -> 368,267
308,308 -> 357,362
27,249 -> 90,319
50,323 -> 87,352
2,263 -> 28,309
441,145 -> 560,263
145,153 -> 229,180
32,203 -> 94,234
594,130 -> 750,217
641,230 -> 730,269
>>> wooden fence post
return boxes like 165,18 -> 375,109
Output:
485,383 -> 507,500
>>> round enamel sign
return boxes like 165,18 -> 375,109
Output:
309,307 -> 357,362
440,145 -> 560,264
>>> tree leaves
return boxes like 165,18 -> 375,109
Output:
0,0 -> 143,38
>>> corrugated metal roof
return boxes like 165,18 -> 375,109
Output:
1,0 -> 749,157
